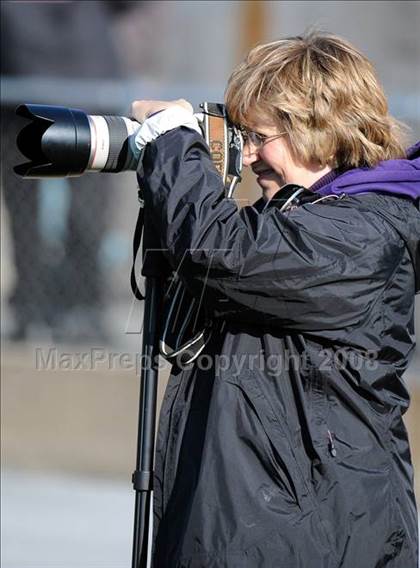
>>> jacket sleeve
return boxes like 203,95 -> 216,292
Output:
137,128 -> 404,332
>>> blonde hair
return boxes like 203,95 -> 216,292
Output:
225,31 -> 407,169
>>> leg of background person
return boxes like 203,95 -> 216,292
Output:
1,106 -> 50,340
53,173 -> 112,342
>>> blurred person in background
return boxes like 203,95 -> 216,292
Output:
131,31 -> 419,566
1,1 -> 134,342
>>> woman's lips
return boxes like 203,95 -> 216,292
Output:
256,169 -> 277,180
253,166 -> 274,176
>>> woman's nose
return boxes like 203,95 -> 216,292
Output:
242,142 -> 259,166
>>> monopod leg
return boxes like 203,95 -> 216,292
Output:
131,276 -> 163,568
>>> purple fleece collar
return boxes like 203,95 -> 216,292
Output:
311,141 -> 420,200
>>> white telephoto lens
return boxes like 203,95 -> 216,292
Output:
87,115 -> 110,171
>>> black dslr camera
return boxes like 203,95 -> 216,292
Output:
14,102 -> 244,198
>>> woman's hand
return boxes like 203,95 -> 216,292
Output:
129,99 -> 193,123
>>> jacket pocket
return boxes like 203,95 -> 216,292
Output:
231,369 -> 341,561
231,371 -> 303,510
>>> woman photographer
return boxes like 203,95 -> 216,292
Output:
131,31 -> 419,567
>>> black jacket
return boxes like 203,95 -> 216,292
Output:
138,128 -> 419,567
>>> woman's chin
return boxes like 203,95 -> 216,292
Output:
257,173 -> 284,200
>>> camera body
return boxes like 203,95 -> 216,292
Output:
14,102 -> 243,197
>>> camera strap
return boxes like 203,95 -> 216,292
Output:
199,102 -> 243,198
130,102 -> 243,360
130,190 -> 146,300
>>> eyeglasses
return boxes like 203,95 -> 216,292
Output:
240,128 -> 286,148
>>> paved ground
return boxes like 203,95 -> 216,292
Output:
1,469 -> 134,568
